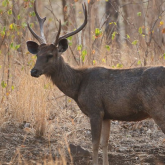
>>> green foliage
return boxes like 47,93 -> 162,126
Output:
67,36 -> 72,41
109,22 -> 117,26
138,27 -> 142,34
22,22 -> 27,28
7,9 -> 12,15
44,84 -> 50,89
0,9 -> 3,14
15,45 -> 20,50
1,81 -> 7,88
32,55 -> 37,59
137,60 -> 141,65
163,53 -> 165,59
2,0 -> 9,7
30,11 -> 36,17
10,42 -> 20,50
0,26 -> 6,37
77,45 -> 82,51
132,40 -> 138,45
81,49 -> 87,62
11,85 -> 14,90
9,23 -> 14,30
17,14 -> 21,20
102,58 -> 106,63
10,42 -> 14,49
93,60 -> 96,65
3,26 -> 6,31
105,45 -> 110,51
126,34 -> 130,39
67,36 -> 72,46
137,12 -> 141,16
9,23 -> 18,31
29,3 -> 33,8
112,32 -> 117,40
95,28 -> 102,37
116,63 -> 123,68
110,64 -> 123,68
1,30 -> 5,37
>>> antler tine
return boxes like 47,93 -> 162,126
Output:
34,0 -> 46,43
53,20 -> 61,46
27,23 -> 45,44
27,0 -> 46,44
58,3 -> 87,41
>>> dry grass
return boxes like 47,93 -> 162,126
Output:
1,72 -> 47,136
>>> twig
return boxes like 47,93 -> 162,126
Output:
0,34 -> 6,49
45,6 -> 58,30
69,46 -> 79,66
45,0 -> 58,29
148,10 -> 165,45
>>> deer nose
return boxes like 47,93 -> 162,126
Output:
31,69 -> 38,77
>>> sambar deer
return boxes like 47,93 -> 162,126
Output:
27,1 -> 165,165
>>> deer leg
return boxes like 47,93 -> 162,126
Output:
100,119 -> 110,165
90,113 -> 103,165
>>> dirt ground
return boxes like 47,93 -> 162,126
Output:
0,119 -> 165,165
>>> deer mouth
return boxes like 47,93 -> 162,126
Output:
31,69 -> 43,78
31,73 -> 42,78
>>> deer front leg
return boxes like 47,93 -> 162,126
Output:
90,113 -> 103,165
100,120 -> 110,165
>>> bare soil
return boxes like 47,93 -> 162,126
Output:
0,119 -> 165,165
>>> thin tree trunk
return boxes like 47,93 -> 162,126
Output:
87,0 -> 95,64
69,0 -> 77,50
105,0 -> 119,45
62,0 -> 68,33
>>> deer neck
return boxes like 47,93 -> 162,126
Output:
46,56 -> 83,100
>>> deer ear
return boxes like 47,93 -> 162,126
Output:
58,39 -> 68,53
26,41 -> 39,54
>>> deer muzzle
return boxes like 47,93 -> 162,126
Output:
31,68 -> 42,77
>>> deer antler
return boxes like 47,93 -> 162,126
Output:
27,0 -> 47,44
53,3 -> 87,45
54,20 -> 61,46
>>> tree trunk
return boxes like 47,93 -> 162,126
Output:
62,0 -> 68,33
105,0 -> 119,45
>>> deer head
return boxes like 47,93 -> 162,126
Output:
27,0 -> 87,77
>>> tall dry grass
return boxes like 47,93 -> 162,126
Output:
0,70 -> 50,136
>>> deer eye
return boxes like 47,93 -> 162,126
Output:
47,55 -> 53,62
